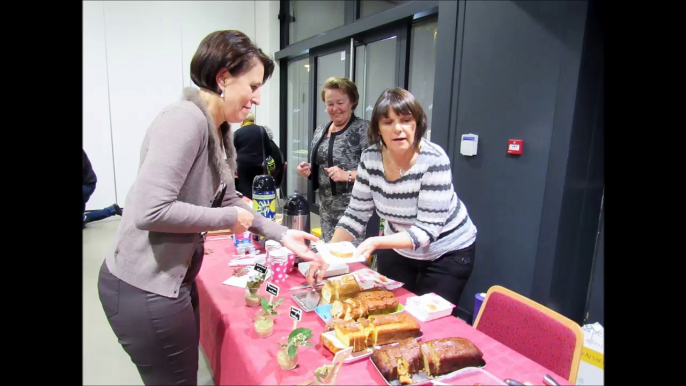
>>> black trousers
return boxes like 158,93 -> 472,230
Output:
97,242 -> 204,385
376,242 -> 476,316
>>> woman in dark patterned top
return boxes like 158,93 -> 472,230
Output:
331,88 -> 478,313
297,77 -> 370,244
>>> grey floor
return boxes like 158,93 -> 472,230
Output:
82,216 -> 215,385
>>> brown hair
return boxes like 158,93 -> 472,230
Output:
320,77 -> 360,110
190,30 -> 274,94
368,88 -> 427,149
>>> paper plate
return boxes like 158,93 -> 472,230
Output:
315,242 -> 366,264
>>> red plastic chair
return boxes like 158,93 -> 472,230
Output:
473,285 -> 583,383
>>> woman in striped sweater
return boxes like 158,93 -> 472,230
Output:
330,88 -> 477,313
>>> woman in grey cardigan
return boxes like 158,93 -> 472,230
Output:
97,30 -> 323,385
296,77 -> 370,244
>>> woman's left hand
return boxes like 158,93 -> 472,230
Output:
324,165 -> 348,182
356,236 -> 381,262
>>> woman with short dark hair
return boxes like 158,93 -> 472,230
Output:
97,30 -> 322,385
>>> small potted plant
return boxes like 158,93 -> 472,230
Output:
245,269 -> 267,307
314,364 -> 334,385
276,327 -> 314,370
254,296 -> 283,337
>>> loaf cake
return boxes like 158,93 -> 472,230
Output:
321,274 -> 363,304
372,337 -> 484,384
321,330 -> 346,354
329,242 -> 355,258
371,339 -> 424,385
321,312 -> 422,353
325,318 -> 359,332
329,290 -> 399,320
369,313 -> 421,346
421,338 -> 484,377
334,323 -> 367,352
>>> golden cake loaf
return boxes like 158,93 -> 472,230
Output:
321,312 -> 421,353
321,274 -> 363,304
329,290 -> 399,320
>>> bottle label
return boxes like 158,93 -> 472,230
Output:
253,191 -> 276,219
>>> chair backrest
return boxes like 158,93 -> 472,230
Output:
473,285 -> 583,383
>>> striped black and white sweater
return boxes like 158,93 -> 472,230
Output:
336,139 -> 477,261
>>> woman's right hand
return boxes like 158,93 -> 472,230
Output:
297,162 -> 311,178
231,207 -> 254,234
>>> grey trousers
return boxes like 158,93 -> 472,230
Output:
97,245 -> 203,385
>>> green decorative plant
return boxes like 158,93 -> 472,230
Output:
247,269 -> 267,290
314,364 -> 334,385
278,327 -> 314,358
260,296 -> 284,315
245,270 -> 267,307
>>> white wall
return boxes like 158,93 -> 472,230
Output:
104,1 -> 187,208
254,0 -> 282,146
83,1 -> 281,208
180,1 -> 256,89
83,1 -> 117,210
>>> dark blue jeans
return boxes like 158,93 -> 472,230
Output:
83,184 -> 95,218
83,184 -> 116,224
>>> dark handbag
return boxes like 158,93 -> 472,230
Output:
259,126 -> 268,175
256,127 -> 285,206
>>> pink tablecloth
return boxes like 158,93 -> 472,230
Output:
197,239 -> 571,385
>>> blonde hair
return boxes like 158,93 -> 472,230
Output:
320,77 -> 359,110
242,111 -> 255,126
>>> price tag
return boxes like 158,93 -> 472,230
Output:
289,306 -> 303,321
326,347 -> 353,385
332,346 -> 353,364
254,263 -> 268,274
266,282 -> 280,297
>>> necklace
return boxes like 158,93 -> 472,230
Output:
395,142 -> 422,177
386,151 -> 414,178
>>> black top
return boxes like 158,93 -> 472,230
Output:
83,150 -> 97,186
233,124 -> 272,168
268,138 -> 285,187
309,114 -> 369,196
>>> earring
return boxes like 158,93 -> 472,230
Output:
220,88 -> 224,98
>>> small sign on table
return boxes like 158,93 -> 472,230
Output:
289,305 -> 303,329
266,282 -> 280,304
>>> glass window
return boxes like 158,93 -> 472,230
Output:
289,1 -> 345,44
354,36 -> 398,121
359,0 -> 412,19
286,58 -> 310,197
408,18 -> 437,140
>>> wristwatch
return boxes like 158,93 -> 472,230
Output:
348,171 -> 352,183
